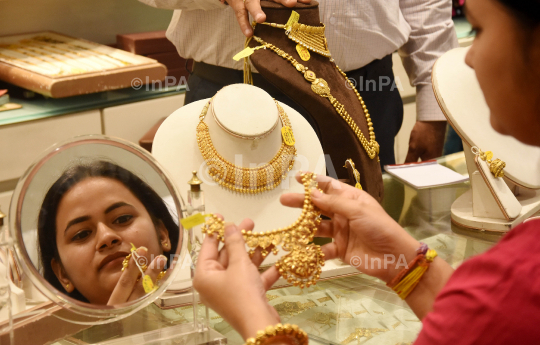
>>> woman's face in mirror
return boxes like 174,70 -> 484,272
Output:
52,176 -> 170,305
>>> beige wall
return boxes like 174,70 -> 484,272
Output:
0,0 -> 173,45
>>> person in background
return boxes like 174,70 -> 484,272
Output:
192,0 -> 540,343
139,0 -> 458,166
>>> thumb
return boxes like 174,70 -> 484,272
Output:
224,223 -> 248,264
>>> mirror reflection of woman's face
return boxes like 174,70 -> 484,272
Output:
53,177 -> 167,304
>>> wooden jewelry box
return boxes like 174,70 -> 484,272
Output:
0,31 -> 167,98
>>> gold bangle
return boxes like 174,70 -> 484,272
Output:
244,324 -> 308,345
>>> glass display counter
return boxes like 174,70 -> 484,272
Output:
46,152 -> 497,345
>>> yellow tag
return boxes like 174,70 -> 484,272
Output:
180,213 -> 208,229
142,275 -> 155,293
296,44 -> 310,61
130,243 -> 137,252
233,47 -> 255,61
281,126 -> 296,146
285,11 -> 300,30
355,182 -> 363,190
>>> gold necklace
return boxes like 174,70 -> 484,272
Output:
251,35 -> 379,159
202,172 -> 324,288
197,98 -> 297,194
261,22 -> 331,57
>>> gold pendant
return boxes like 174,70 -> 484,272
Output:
202,172 -> 324,288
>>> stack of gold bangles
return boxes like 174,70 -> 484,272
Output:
245,324 -> 308,345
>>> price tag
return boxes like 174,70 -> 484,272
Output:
180,213 -> 208,229
281,126 -> 296,146
142,275 -> 155,293
296,44 -> 311,61
285,11 -> 300,30
233,47 -> 255,61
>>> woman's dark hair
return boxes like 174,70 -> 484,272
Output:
497,0 -> 540,28
37,160 -> 180,302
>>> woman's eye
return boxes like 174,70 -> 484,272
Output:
71,230 -> 91,242
113,214 -> 133,224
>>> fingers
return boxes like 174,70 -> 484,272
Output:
279,192 -> 304,208
224,223 -> 249,264
294,171 -> 353,196
314,219 -> 334,238
272,0 -> 297,7
144,255 -> 168,290
320,242 -> 339,261
108,247 -> 147,305
229,0 -> 255,36
261,265 -> 280,290
250,245 -> 274,268
198,226 -> 221,263
404,146 -> 421,164
244,0 -> 266,23
310,188 -> 365,220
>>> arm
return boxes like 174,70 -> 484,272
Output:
281,174 -> 455,319
398,0 -> 458,162
138,0 -> 226,11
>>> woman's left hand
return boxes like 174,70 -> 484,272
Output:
193,218 -> 281,340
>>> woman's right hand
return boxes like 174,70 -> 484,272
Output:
281,173 -> 420,284
107,247 -> 168,305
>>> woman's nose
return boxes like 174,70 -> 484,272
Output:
465,45 -> 475,69
95,223 -> 121,250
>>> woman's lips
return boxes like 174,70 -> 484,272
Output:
101,256 -> 126,271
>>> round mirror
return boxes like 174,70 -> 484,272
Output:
8,135 -> 185,322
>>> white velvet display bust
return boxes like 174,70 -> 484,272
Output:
433,47 -> 540,232
153,84 -> 326,235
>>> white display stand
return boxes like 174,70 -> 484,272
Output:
152,84 -> 359,299
432,47 -> 540,232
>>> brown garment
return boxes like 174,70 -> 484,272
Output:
249,1 -> 384,202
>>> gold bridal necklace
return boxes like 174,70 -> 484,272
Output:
196,98 -> 297,194
203,172 -> 325,288
247,20 -> 379,159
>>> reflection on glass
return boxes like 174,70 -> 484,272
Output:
37,161 -> 179,305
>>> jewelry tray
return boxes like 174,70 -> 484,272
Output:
0,31 -> 167,98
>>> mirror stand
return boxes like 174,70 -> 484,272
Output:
451,142 -> 540,232
0,208 -> 15,345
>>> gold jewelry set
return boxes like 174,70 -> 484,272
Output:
202,172 -> 325,288
261,22 -> 331,57
472,146 -> 506,178
197,98 -> 296,194
244,323 -> 308,345
249,21 -> 379,159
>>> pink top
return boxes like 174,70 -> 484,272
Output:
415,219 -> 540,344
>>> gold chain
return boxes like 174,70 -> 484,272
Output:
197,98 -> 297,194
202,172 -> 325,288
261,22 -> 331,57
251,35 -> 379,159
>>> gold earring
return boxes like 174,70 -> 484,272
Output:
472,147 -> 506,178
344,158 -> 362,190
65,283 -> 70,289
